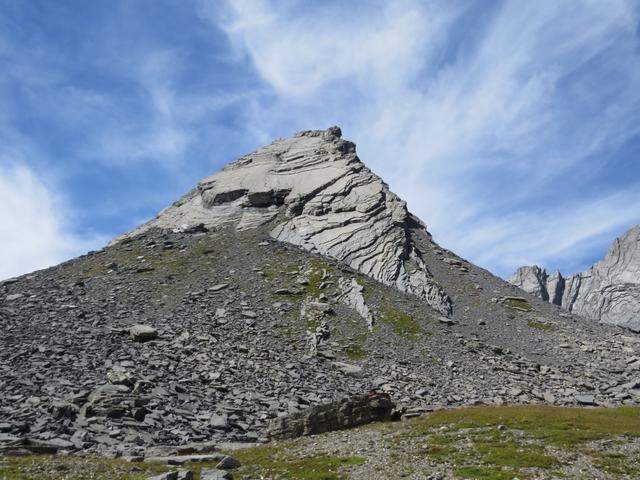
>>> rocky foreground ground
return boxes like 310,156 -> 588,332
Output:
2,405 -> 639,479
1,223 -> 639,459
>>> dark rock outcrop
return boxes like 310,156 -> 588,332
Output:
268,393 -> 394,440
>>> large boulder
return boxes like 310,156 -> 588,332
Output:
268,392 -> 394,440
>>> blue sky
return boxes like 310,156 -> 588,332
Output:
1,0 -> 640,280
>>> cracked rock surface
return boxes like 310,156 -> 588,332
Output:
509,224 -> 640,331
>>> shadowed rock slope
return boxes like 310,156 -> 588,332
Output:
509,224 -> 640,331
1,128 -> 639,458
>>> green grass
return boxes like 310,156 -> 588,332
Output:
0,455 -> 170,480
394,406 -> 640,479
305,258 -> 332,299
415,405 -> 640,446
234,443 -> 365,480
502,297 -> 534,313
378,305 -> 425,340
429,434 -> 458,445
454,466 -> 516,480
527,319 -> 558,332
474,440 -> 557,468
420,444 -> 459,461
588,451 -> 640,476
342,344 -> 366,360
3,406 -> 640,479
354,277 -> 374,303
278,325 -> 296,337
69,236 -> 226,281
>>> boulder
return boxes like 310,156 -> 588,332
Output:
201,470 -> 233,480
215,455 -> 241,470
268,392 -> 394,440
129,325 -> 158,342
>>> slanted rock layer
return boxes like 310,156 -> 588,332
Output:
115,127 -> 452,316
509,225 -> 640,330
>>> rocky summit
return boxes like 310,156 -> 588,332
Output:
1,127 -> 639,460
114,126 -> 452,316
509,224 -> 640,331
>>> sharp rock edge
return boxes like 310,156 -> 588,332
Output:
113,127 -> 453,316
509,224 -> 640,331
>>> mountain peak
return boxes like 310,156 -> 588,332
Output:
114,127 -> 453,315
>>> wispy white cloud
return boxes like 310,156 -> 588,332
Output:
0,162 -> 106,280
212,0 -> 456,97
453,188 -> 640,275
85,50 -> 195,165
86,46 -> 257,167
204,0 -> 640,276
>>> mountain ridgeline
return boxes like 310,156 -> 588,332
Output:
509,225 -> 640,332
1,127 -> 639,460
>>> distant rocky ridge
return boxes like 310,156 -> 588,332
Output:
509,225 -> 640,331
114,127 -> 452,316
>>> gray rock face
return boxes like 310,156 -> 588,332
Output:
338,278 -> 375,330
508,266 -> 552,303
113,127 -> 452,316
509,225 -> 640,330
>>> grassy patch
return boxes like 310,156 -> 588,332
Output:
420,444 -> 459,461
454,466 -> 516,480
305,258 -> 332,298
388,406 -> 640,479
343,344 -> 366,360
474,440 -> 557,468
262,255 -> 300,281
416,405 -> 640,446
502,297 -> 534,313
0,455 -> 170,480
527,319 -> 558,332
234,443 -> 365,480
305,318 -> 321,331
354,277 -> 374,303
378,306 -> 425,340
429,434 -> 458,445
589,451 -> 640,476
277,325 -> 296,338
